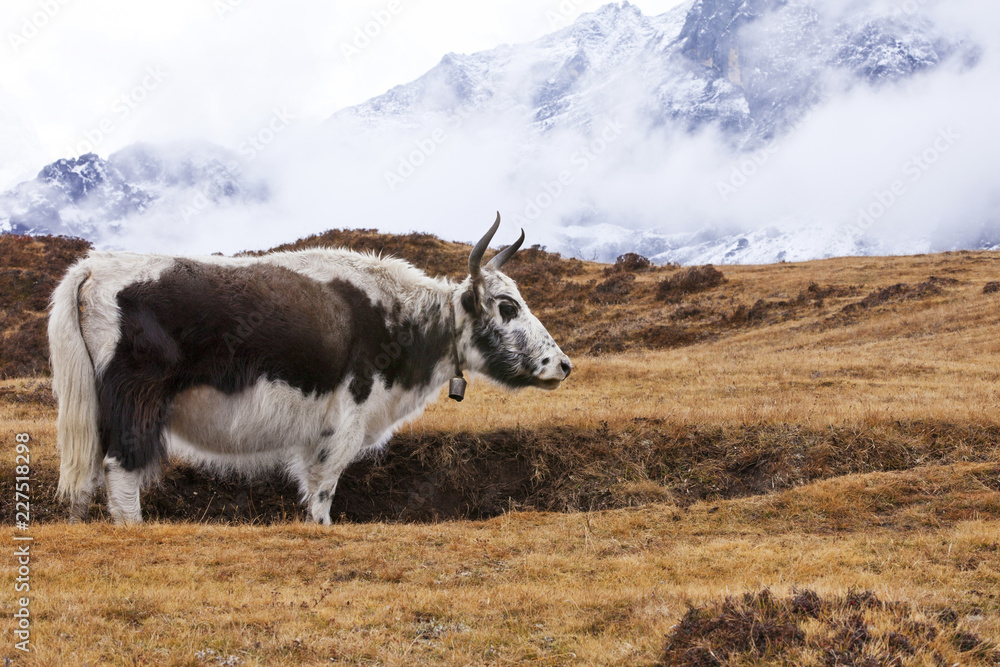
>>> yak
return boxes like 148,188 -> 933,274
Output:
48,214 -> 571,524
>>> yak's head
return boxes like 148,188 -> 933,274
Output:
459,213 -> 571,390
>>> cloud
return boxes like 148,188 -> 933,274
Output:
0,0 -> 688,162
6,0 -> 996,260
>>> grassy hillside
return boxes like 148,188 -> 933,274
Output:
1,231 -> 1000,664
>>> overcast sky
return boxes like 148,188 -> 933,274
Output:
1,0 -> 686,163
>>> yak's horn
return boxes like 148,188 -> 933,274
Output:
487,227 -> 525,269
469,211 -> 501,281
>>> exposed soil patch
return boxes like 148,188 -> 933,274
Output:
4,420 -> 999,526
658,588 -> 999,666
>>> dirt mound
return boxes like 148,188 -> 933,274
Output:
658,588 -> 999,666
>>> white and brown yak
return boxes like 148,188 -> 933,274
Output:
48,214 -> 571,524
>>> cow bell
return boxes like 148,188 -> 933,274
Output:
449,376 -> 467,402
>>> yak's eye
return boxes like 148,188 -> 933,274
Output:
499,302 -> 518,321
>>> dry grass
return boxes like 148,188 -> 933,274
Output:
2,232 -> 1000,664
1,483 -> 998,665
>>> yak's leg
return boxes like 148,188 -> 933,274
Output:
97,373 -> 170,526
66,468 -> 100,523
304,423 -> 365,525
104,458 -> 144,524
67,493 -> 93,523
308,475 -> 342,526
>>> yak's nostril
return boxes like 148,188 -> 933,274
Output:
560,361 -> 571,377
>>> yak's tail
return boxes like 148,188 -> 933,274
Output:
48,258 -> 101,520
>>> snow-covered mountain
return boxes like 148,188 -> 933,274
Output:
338,0 -> 968,143
557,221 -> 929,265
0,142 -> 268,240
0,0 -> 990,264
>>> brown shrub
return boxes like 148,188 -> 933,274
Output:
0,235 -> 90,378
657,265 -> 726,301
984,281 -> 1000,294
0,234 -> 90,274
505,243 -> 584,279
670,305 -> 703,321
591,272 -> 636,304
728,298 -> 778,326
802,282 -> 859,305
5,418 -> 1000,524
249,229 -> 468,279
841,277 -> 953,315
0,316 -> 49,379
637,325 -> 698,349
0,268 -> 56,311
660,589 -> 805,665
658,588 -> 997,667
605,252 -> 650,275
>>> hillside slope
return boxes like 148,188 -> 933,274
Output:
6,229 -> 1000,378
